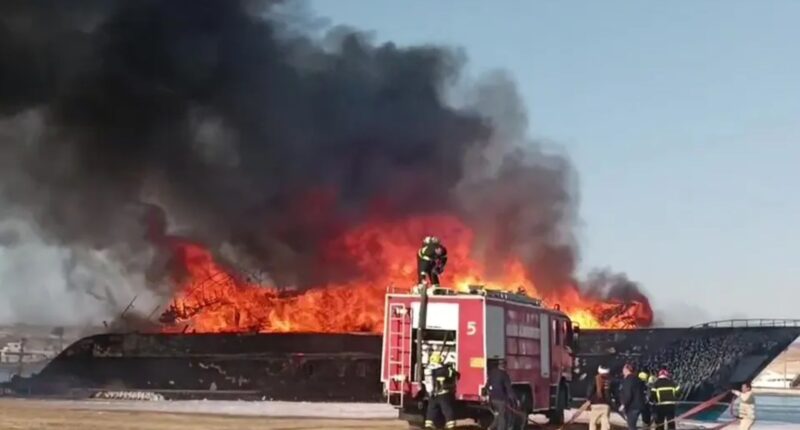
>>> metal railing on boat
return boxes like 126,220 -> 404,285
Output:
691,319 -> 800,329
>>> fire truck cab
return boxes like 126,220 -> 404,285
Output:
381,286 -> 577,428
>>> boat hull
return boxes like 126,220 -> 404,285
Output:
571,326 -> 800,406
4,325 -> 798,406
4,332 -> 383,401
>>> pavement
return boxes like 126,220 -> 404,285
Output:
0,398 -> 595,429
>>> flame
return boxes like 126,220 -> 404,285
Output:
160,214 -> 653,333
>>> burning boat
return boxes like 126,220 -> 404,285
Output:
8,216 -> 792,408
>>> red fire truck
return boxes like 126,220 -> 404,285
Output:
381,286 -> 577,428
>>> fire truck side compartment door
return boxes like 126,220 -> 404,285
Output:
539,313 -> 550,378
485,305 -> 505,359
411,302 -> 459,330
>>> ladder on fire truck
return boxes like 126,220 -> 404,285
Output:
385,302 -> 412,407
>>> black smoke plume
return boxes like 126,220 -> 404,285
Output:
0,0 -> 641,325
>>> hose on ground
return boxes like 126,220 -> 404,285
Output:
91,391 -> 165,401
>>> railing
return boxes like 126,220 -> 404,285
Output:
385,283 -> 413,295
691,319 -> 800,328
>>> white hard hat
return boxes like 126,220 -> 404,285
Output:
597,365 -> 609,375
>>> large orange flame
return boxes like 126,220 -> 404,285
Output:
160,214 -> 652,333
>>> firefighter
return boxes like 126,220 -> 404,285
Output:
638,371 -> 653,428
650,369 -> 680,430
417,236 -> 448,291
425,352 -> 458,429
484,358 -> 517,430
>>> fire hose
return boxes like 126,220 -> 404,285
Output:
502,390 -> 737,430
703,393 -> 745,430
91,390 -> 165,401
648,390 -> 737,430
477,399 -> 540,429
601,390 -> 737,430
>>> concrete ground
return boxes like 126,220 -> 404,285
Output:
0,399 -> 404,430
0,398 -> 602,430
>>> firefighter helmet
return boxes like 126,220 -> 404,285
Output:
423,236 -> 440,245
429,352 -> 443,365
638,371 -> 648,381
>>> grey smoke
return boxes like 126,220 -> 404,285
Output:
582,268 -> 650,304
0,0 -> 642,327
0,215 -> 161,326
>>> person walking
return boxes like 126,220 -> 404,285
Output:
586,365 -> 616,430
732,382 -> 755,430
620,363 -> 645,430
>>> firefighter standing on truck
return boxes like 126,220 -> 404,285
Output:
425,352 -> 458,429
650,368 -> 680,430
417,236 -> 448,291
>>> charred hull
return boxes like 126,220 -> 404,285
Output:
5,332 -> 383,401
5,323 -> 799,406
572,325 -> 800,406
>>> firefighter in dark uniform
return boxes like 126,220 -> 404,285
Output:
417,236 -> 448,288
484,359 -> 517,430
425,352 -> 458,429
650,369 -> 680,430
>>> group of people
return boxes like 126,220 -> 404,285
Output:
587,364 -> 681,430
425,355 -> 518,430
587,364 -> 756,430
413,237 -> 759,430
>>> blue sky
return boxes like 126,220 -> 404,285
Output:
309,1 -> 800,324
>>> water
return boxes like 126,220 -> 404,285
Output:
745,394 -> 800,424
698,394 -> 800,428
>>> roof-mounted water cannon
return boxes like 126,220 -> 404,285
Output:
466,284 -> 485,295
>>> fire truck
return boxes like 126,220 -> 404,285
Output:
381,286 -> 577,428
